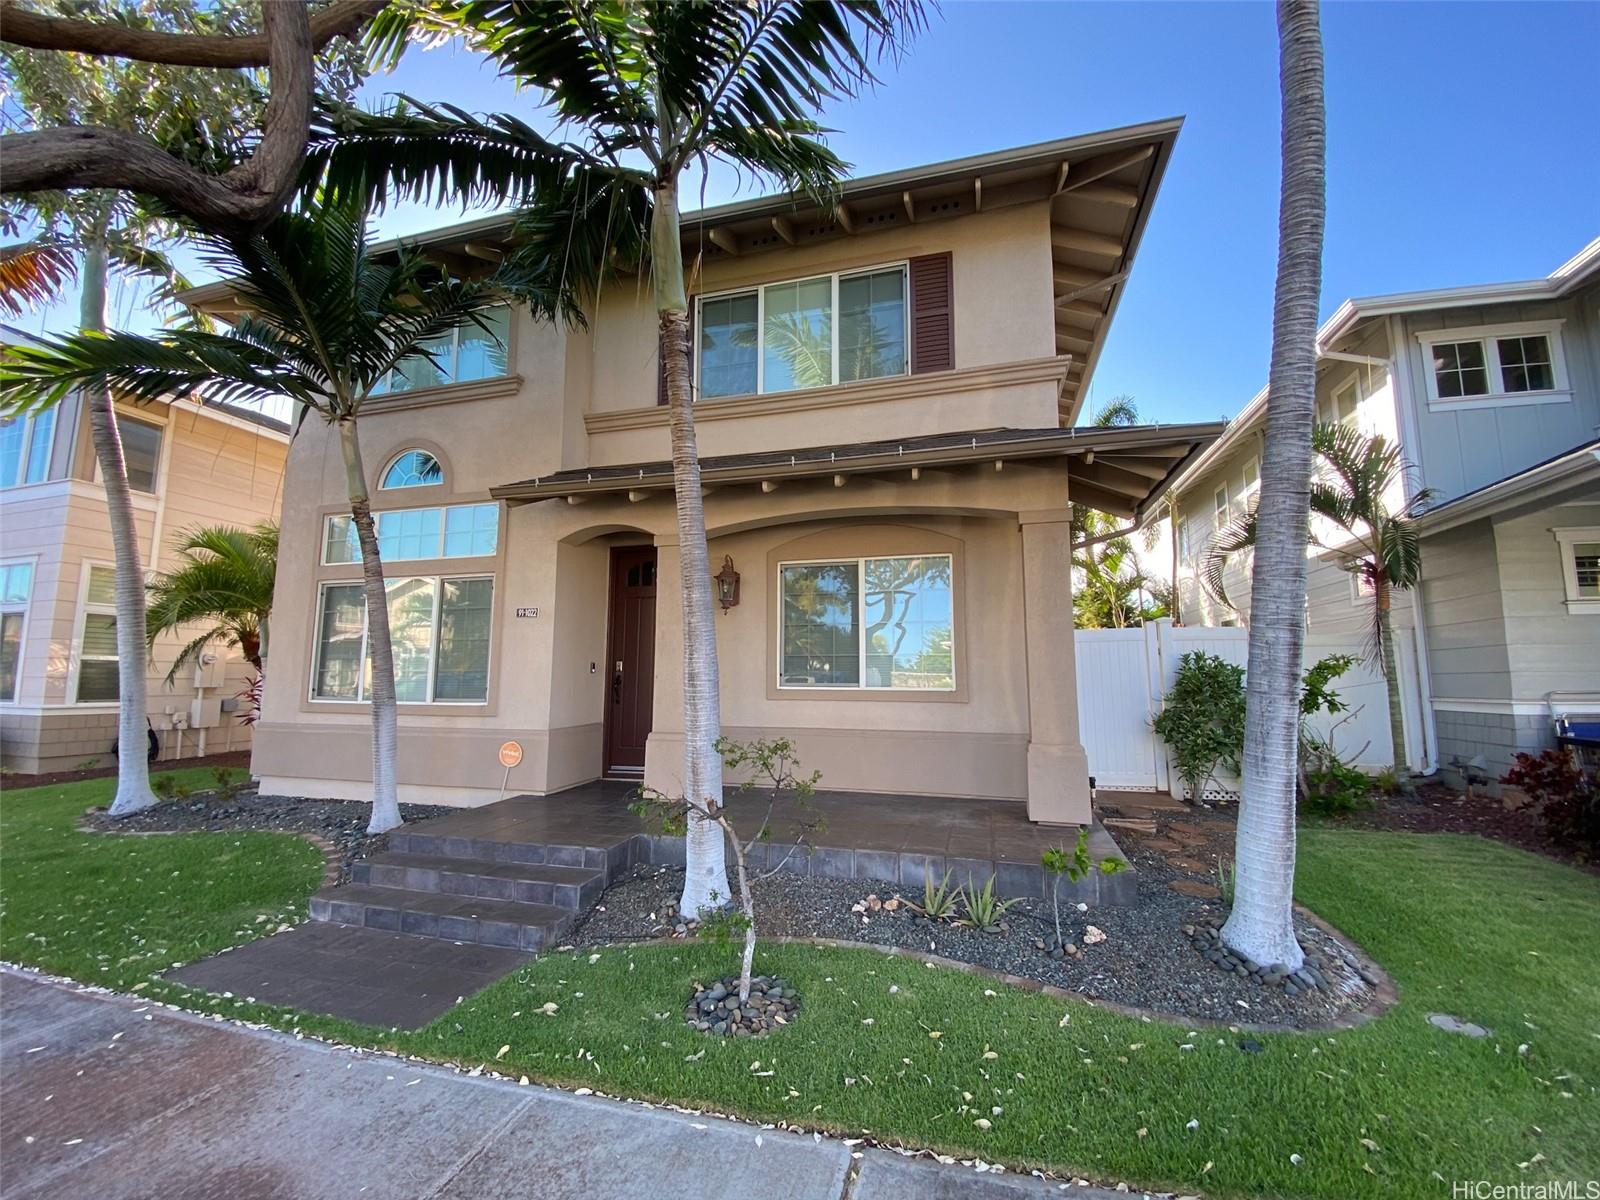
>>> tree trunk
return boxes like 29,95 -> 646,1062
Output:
1220,0 -> 1326,972
1169,500 -> 1182,624
652,181 -> 731,917
337,418 -> 401,834
1373,573 -> 1409,779
81,233 -> 158,816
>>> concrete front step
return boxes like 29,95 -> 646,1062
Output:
309,884 -> 574,952
351,853 -> 605,913
388,828 -> 635,880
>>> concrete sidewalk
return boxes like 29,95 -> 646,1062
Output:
0,968 -> 1156,1200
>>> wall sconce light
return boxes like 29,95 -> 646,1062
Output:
715,554 -> 741,613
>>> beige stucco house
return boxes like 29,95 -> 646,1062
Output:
219,121 -> 1222,824
0,388 -> 289,773
1166,236 -> 1600,784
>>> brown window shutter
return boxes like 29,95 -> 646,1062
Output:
657,300 -> 695,405
909,252 -> 954,374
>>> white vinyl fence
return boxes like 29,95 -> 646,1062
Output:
1074,619 -> 1426,798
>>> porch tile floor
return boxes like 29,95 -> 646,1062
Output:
166,922 -> 530,1030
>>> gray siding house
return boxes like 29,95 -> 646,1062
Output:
1166,237 -> 1600,785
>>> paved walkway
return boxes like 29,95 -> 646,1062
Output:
1,968 -> 1156,1200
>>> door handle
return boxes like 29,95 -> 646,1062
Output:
612,663 -> 624,703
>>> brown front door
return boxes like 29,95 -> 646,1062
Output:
603,546 -> 657,775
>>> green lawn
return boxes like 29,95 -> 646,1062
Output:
3,771 -> 1596,1199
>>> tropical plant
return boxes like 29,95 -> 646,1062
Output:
307,0 -> 924,913
956,873 -> 1018,933
0,194 -> 547,834
912,868 -> 960,921
632,735 -> 823,1005
1502,750 -> 1600,858
1205,423 -> 1434,782
1040,828 -> 1125,951
1220,0 -> 1327,972
145,522 -> 277,687
0,2 -> 354,816
1071,396 -> 1166,628
0,1 -> 381,232
1152,651 -> 1247,802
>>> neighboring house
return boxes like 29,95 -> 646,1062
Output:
0,386 -> 289,773
1166,237 -> 1600,784
191,120 -> 1223,822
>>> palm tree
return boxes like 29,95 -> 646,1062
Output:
310,1 -> 923,914
1071,395 -> 1165,628
1218,0 -> 1326,972
1203,423 -> 1433,781
146,523 -> 278,700
0,194 -> 547,834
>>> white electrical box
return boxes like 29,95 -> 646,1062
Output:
192,654 -> 226,690
188,698 -> 223,729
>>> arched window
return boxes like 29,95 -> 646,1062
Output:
381,450 -> 443,490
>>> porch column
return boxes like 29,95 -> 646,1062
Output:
1018,508 -> 1092,825
643,535 -> 685,797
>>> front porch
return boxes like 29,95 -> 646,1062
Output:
377,781 -> 1137,908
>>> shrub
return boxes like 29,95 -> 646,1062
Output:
211,767 -> 243,803
1152,651 -> 1245,802
1502,749 -> 1600,858
956,874 -> 1018,932
912,869 -> 960,921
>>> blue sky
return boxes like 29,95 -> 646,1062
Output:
19,1 -> 1599,426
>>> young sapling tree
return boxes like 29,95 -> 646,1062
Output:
1041,829 -> 1127,954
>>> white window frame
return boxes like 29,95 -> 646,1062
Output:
1213,484 -> 1230,526
309,574 -> 495,705
1349,571 -> 1376,606
0,557 -> 37,704
0,409 -> 57,489
376,305 -> 512,395
1415,320 -> 1570,411
379,449 -> 445,490
71,561 -> 120,705
775,552 -> 955,692
1176,516 -> 1191,561
321,502 -> 500,566
1552,526 -> 1600,614
695,261 -> 911,400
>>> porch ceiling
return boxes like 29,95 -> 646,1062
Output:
490,421 -> 1222,522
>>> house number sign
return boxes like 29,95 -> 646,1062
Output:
516,607 -> 539,618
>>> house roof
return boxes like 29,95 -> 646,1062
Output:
184,117 -> 1184,428
1164,234 -> 1600,499
1416,439 -> 1600,534
203,400 -> 291,436
490,421 -> 1223,522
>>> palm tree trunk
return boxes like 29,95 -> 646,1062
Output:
1220,0 -> 1325,971
1373,573 -> 1409,779
337,417 -> 401,834
652,180 -> 730,916
81,230 -> 158,816
1168,499 -> 1182,625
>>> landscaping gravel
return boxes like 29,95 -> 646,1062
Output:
82,787 -> 454,882
569,858 -> 1378,1030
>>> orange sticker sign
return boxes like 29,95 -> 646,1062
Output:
498,741 -> 524,768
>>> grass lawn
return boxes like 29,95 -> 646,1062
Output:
3,771 -> 1596,1199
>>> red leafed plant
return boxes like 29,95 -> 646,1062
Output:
1502,749 -> 1600,858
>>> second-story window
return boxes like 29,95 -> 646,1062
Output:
0,409 -> 55,489
698,265 -> 908,399
120,417 -> 163,493
375,306 -> 511,396
323,502 -> 499,565
1420,323 -> 1567,405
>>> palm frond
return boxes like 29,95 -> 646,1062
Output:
1201,507 -> 1258,608
1089,394 -> 1140,429
0,241 -> 75,316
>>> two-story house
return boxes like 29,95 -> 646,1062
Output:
0,384 -> 289,773
1167,237 -> 1600,783
217,120 -> 1223,826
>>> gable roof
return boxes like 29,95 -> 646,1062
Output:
184,118 -> 1184,428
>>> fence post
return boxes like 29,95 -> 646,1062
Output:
1147,618 -> 1176,797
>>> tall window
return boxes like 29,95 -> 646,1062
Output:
1422,326 -> 1566,404
0,560 -> 33,702
381,450 -> 443,489
698,265 -> 908,399
0,408 -> 56,488
375,307 -> 511,395
1553,527 -> 1600,614
119,417 -> 163,493
313,576 -> 494,702
75,565 -> 119,702
323,503 -> 499,565
778,554 -> 953,691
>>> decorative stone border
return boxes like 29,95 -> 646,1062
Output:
608,908 -> 1398,1036
76,808 -> 344,890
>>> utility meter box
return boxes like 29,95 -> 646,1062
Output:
192,654 -> 226,690
188,698 -> 223,729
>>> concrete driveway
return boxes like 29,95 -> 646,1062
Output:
0,967 -> 1155,1200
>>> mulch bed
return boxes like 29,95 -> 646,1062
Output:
1323,781 -> 1597,874
569,857 -> 1377,1031
81,788 -> 454,883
